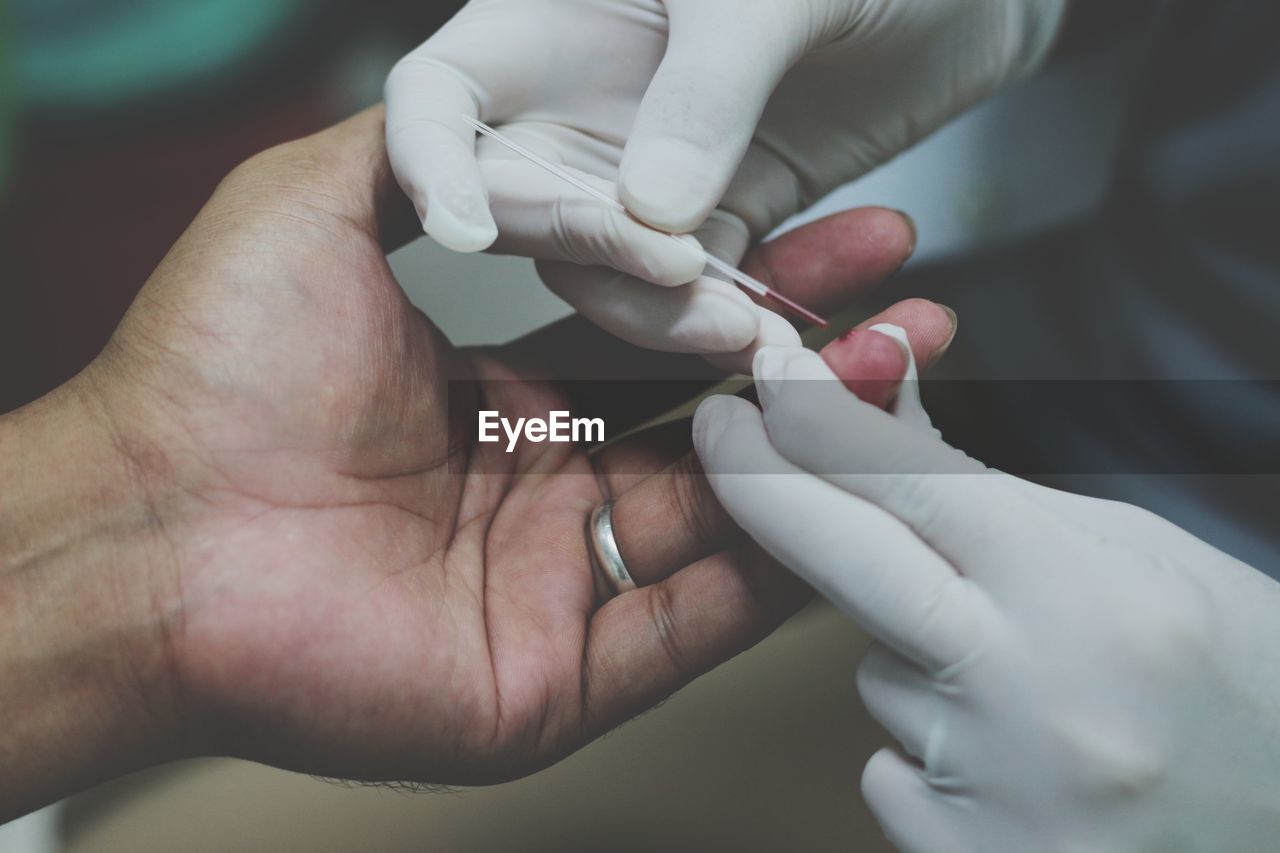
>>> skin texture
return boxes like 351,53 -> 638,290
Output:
0,105 -> 955,820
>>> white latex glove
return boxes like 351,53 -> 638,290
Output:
693,331 -> 1280,851
385,0 -> 1066,367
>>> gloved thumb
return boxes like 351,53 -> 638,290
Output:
385,57 -> 498,252
619,0 -> 805,235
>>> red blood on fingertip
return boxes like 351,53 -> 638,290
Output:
821,328 -> 908,410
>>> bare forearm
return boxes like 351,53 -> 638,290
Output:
0,379 -> 181,820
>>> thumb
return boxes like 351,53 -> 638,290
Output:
385,56 -> 498,252
619,1 -> 807,234
219,106 -> 423,255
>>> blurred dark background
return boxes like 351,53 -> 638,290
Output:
0,0 -> 464,413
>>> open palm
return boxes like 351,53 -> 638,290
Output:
93,107 -> 945,786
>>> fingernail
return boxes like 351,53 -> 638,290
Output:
869,327 -> 911,363
937,304 -> 959,355
753,346 -> 801,410
694,395 -> 736,450
867,323 -> 910,353
867,323 -> 914,383
672,233 -> 709,282
895,210 -> 918,255
621,142 -> 711,234
674,286 -> 760,353
426,182 -> 498,252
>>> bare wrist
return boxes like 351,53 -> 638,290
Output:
0,377 -> 188,818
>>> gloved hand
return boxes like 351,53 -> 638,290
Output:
693,334 -> 1280,851
385,0 -> 1066,368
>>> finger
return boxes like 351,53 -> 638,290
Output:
599,315 -> 956,589
856,644 -> 939,766
698,211 -> 802,372
480,142 -> 707,287
740,208 -> 919,320
849,299 -> 957,374
693,395 -> 987,670
581,543 -> 810,739
753,344 -> 1069,574
219,106 -> 425,254
502,208 -> 920,428
591,418 -> 695,495
607,454 -> 739,590
707,211 -> 924,374
536,204 -> 766,356
539,260 -> 763,356
862,748 -> 959,853
619,0 -> 805,233
823,328 -> 911,411
823,300 -> 957,408
867,323 -> 933,429
493,316 -> 726,439
385,56 -> 499,251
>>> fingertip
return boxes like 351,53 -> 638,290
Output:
867,323 -> 910,352
668,233 -> 708,284
821,330 -> 909,409
751,345 -> 800,387
424,203 -> 498,253
753,344 -> 831,383
854,299 -> 957,370
387,117 -> 495,253
625,228 -> 706,287
693,394 -> 747,458
681,282 -> 761,353
937,304 -> 959,356
620,139 -> 719,235
826,328 -> 908,375
754,344 -> 836,412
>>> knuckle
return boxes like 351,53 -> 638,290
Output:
1111,556 -> 1220,675
883,473 -> 945,525
548,195 -> 584,265
1046,711 -> 1170,802
913,577 -> 991,676
666,455 -> 725,550
647,583 -> 690,677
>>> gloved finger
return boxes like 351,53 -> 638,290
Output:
866,323 -> 936,431
714,141 -> 808,243
538,260 -> 762,355
600,311 -> 956,588
703,308 -> 802,374
619,0 -> 805,233
754,344 -> 1068,574
693,395 -> 990,671
862,747 -> 958,853
480,146 -> 706,287
384,57 -> 498,252
534,207 -> 762,356
507,208 -> 922,389
856,644 -> 942,768
681,210 -> 799,372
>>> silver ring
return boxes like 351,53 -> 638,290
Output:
588,500 -> 636,596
